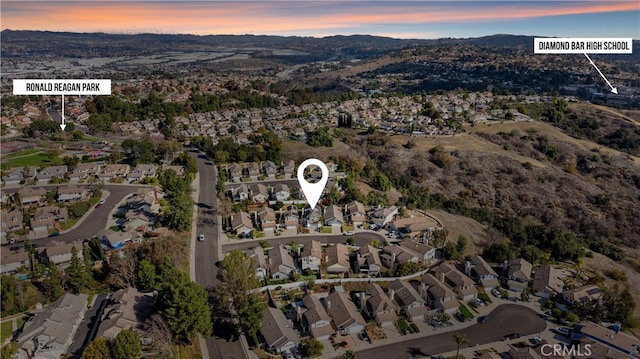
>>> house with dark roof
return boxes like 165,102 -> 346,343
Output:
301,295 -> 333,340
17,293 -> 88,359
0,248 -> 30,274
557,285 -> 603,311
246,246 -> 268,280
268,245 -> 296,280
324,205 -> 344,227
532,265 -> 566,298
421,273 -> 459,314
326,291 -> 366,335
260,306 -> 299,354
38,240 -> 83,266
257,206 -> 277,231
364,283 -> 398,327
388,279 -> 428,321
300,240 -> 322,273
357,245 -> 382,276
469,255 -> 500,290
325,244 -> 350,275
37,165 -> 68,184
57,185 -> 88,202
96,287 -> 156,341
345,201 -> 366,227
231,211 -> 254,236
433,262 -> 478,301
505,258 -> 532,292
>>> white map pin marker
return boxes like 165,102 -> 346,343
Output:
297,158 -> 329,210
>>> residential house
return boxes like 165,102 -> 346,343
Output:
369,206 -> 398,227
228,183 -> 250,202
324,205 -> 344,227
261,160 -> 278,178
246,247 -> 268,280
37,165 -> 68,184
260,306 -> 299,354
325,244 -> 350,275
246,162 -> 261,180
56,185 -> 88,202
364,283 -> 398,326
124,210 -> 152,232
127,164 -> 157,182
469,255 -> 500,290
30,206 -> 68,231
273,184 -> 291,202
301,294 -> 333,340
18,187 -> 47,205
231,211 -> 254,236
281,160 -> 295,179
421,273 -> 458,314
433,262 -> 478,301
357,245 -> 382,276
505,258 -> 533,292
345,201 -> 366,227
282,205 -> 299,229
391,216 -> 440,235
532,265 -> 565,298
397,239 -> 437,263
2,166 -> 37,186
388,279 -> 428,321
96,287 -> 156,341
1,210 -> 23,235
300,240 -> 323,273
68,162 -> 101,182
559,285 -> 603,309
249,183 -> 269,203
326,291 -> 366,335
98,164 -> 131,181
380,245 -> 417,271
227,163 -> 244,182
257,206 -> 277,231
302,206 -> 323,230
0,248 -> 30,274
39,241 -> 83,266
268,245 -> 296,280
161,164 -> 185,176
572,321 -> 640,358
17,293 -> 88,359
103,231 -> 132,250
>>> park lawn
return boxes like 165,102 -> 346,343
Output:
396,318 -> 408,334
321,226 -> 333,234
0,321 -> 13,342
4,152 -> 57,168
4,148 -> 43,158
459,303 -> 474,319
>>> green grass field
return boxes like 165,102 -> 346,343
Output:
458,303 -> 474,319
3,150 -> 58,168
0,321 -> 13,342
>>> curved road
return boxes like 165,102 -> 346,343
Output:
3,184 -> 148,247
353,304 -> 547,359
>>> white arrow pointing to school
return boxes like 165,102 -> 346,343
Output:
60,94 -> 66,131
584,53 -> 618,94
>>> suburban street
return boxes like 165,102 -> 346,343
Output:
190,148 -> 248,359
353,304 -> 547,359
3,184 -> 147,247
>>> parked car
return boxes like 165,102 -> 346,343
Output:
198,234 -> 205,242
529,337 -> 542,345
343,231 -> 354,235
504,333 -> 521,340
478,315 -> 489,323
491,288 -> 501,297
98,199 -> 106,205
369,224 -> 378,230
554,327 -> 571,336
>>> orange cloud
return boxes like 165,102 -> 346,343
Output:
1,1 -> 638,35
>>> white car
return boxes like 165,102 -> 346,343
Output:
369,224 -> 378,230
343,231 -> 354,235
198,234 -> 205,242
98,199 -> 106,205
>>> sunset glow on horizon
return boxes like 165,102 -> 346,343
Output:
2,1 -> 638,39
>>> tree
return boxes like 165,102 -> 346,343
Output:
145,314 -> 173,357
136,259 -> 156,290
81,338 -> 110,359
235,293 -> 265,345
65,246 -> 90,293
394,261 -> 421,277
443,241 -> 461,260
342,350 -> 356,359
216,250 -> 259,309
453,333 -> 467,359
301,338 -> 324,358
346,237 -> 355,246
111,328 -> 142,359
46,262 -> 65,301
456,236 -> 468,255
157,276 -> 212,343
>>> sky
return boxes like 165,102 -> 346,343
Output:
1,1 -> 639,39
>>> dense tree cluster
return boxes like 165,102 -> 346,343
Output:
158,169 -> 193,231
307,127 -> 334,147
191,127 -> 282,163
